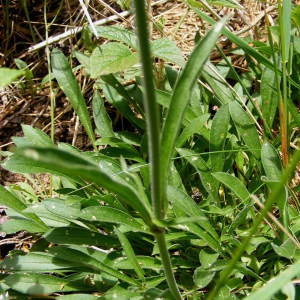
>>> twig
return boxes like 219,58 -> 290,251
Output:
25,0 -> 170,54
26,10 -> 131,53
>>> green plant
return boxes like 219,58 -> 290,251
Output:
0,1 -> 300,300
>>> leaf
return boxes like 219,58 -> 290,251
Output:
151,38 -> 185,66
0,68 -> 24,88
115,228 -> 145,280
49,246 -> 139,286
95,25 -> 137,49
159,18 -> 226,211
1,252 -> 72,272
45,226 -> 118,248
5,147 -> 154,225
261,142 -> 282,182
57,295 -> 99,300
13,124 -> 53,148
80,206 -> 146,231
4,273 -> 76,295
209,104 -> 230,172
261,67 -> 278,128
0,185 -> 26,213
51,48 -> 96,147
177,148 -> 219,201
193,267 -> 215,288
176,114 -> 210,147
212,172 -> 251,202
271,239 -> 298,259
244,259 -> 300,300
0,217 -> 47,234
229,101 -> 261,159
92,92 -> 115,138
89,43 -> 139,77
199,249 -> 219,269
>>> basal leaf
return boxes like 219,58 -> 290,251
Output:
151,38 -> 185,66
229,101 -> 261,159
261,68 -> 278,128
95,25 -> 137,49
4,273 -> 76,295
80,206 -> 146,231
93,92 -> 115,138
0,68 -> 24,88
212,172 -> 251,202
1,252 -> 72,272
6,147 -> 153,225
89,43 -> 139,77
209,103 -> 230,172
261,142 -> 282,182
51,48 -> 96,148
44,227 -> 118,248
160,19 -> 226,211
244,259 -> 300,300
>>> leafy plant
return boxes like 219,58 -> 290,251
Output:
0,1 -> 300,300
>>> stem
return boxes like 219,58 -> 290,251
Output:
133,1 -> 182,299
279,1 -> 290,167
155,231 -> 182,300
133,0 -> 162,219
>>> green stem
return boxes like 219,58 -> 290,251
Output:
133,1 -> 182,299
155,231 -> 182,300
133,0 -> 162,219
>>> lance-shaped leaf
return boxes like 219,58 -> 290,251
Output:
51,48 -> 96,148
4,146 -> 154,225
159,18 -> 227,213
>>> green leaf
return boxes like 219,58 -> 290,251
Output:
49,246 -> 140,286
93,92 -> 115,137
177,148 -> 219,201
0,185 -> 26,213
271,239 -> 298,259
199,249 -> 219,269
89,43 -> 139,77
261,68 -> 278,128
0,217 -> 47,234
261,142 -> 282,182
1,252 -> 72,272
176,114 -> 210,148
229,101 -> 261,159
95,25 -> 137,49
0,68 -> 24,88
51,48 -> 96,148
13,124 -> 53,148
80,206 -> 146,231
151,38 -> 185,66
4,273 -> 76,295
57,295 -> 99,300
115,228 -> 145,280
5,147 -> 154,225
212,172 -> 251,202
160,18 -> 226,211
209,104 -> 230,172
45,226 -> 118,248
244,259 -> 300,300
193,267 -> 215,288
